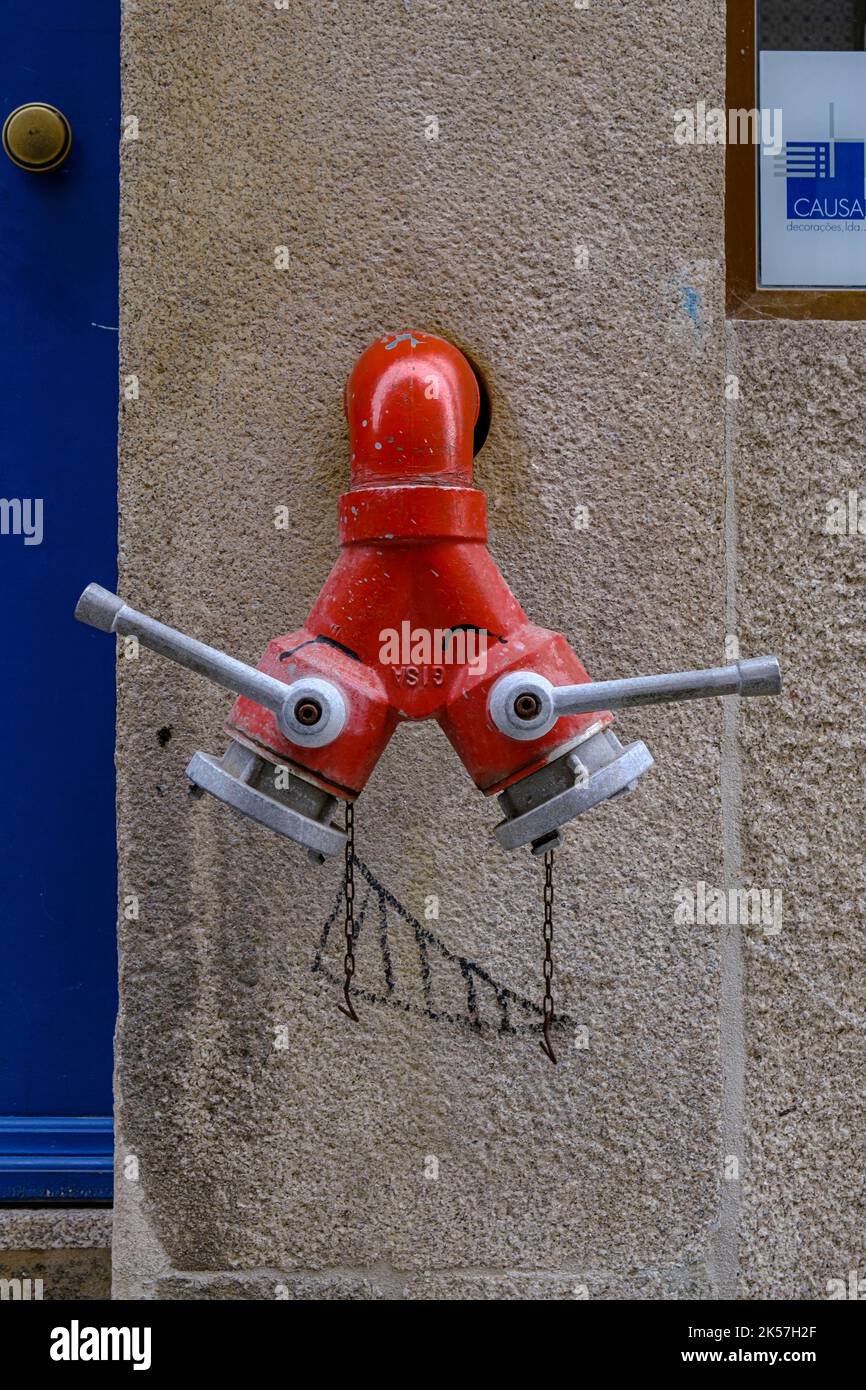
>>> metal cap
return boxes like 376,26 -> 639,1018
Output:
737,656 -> 782,697
74,583 -> 125,633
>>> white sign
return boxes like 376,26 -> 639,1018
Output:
759,52 -> 866,288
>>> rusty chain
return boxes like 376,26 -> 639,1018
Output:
337,801 -> 360,1022
540,849 -> 557,1064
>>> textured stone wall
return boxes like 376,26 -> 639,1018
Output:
114,0 -> 863,1300
728,322 -> 866,1299
0,1211 -> 111,1301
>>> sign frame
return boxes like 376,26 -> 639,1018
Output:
726,0 -> 866,319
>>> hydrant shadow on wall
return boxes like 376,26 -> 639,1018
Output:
76,331 -> 782,1060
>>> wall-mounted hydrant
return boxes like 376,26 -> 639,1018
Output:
76,331 -> 781,1061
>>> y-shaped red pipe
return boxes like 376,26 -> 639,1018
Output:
226,331 -> 618,821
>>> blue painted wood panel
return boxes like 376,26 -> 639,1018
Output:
0,2 -> 119,1199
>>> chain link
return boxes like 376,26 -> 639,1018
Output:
337,801 -> 360,1022
540,849 -> 557,1063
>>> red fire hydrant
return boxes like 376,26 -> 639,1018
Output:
222,330 -> 644,852
76,331 -> 781,1058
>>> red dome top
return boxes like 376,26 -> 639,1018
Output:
344,331 -> 480,487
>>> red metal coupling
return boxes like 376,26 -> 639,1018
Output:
74,333 -> 782,1059
75,332 -> 780,860
223,331 -> 637,853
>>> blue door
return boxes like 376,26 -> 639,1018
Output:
0,2 -> 119,1199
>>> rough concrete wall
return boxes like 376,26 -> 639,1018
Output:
0,1211 -> 112,1301
116,0 -> 738,1300
0,1250 -> 111,1302
728,322 -> 866,1299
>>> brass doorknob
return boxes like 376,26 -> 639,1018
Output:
2,103 -> 72,172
